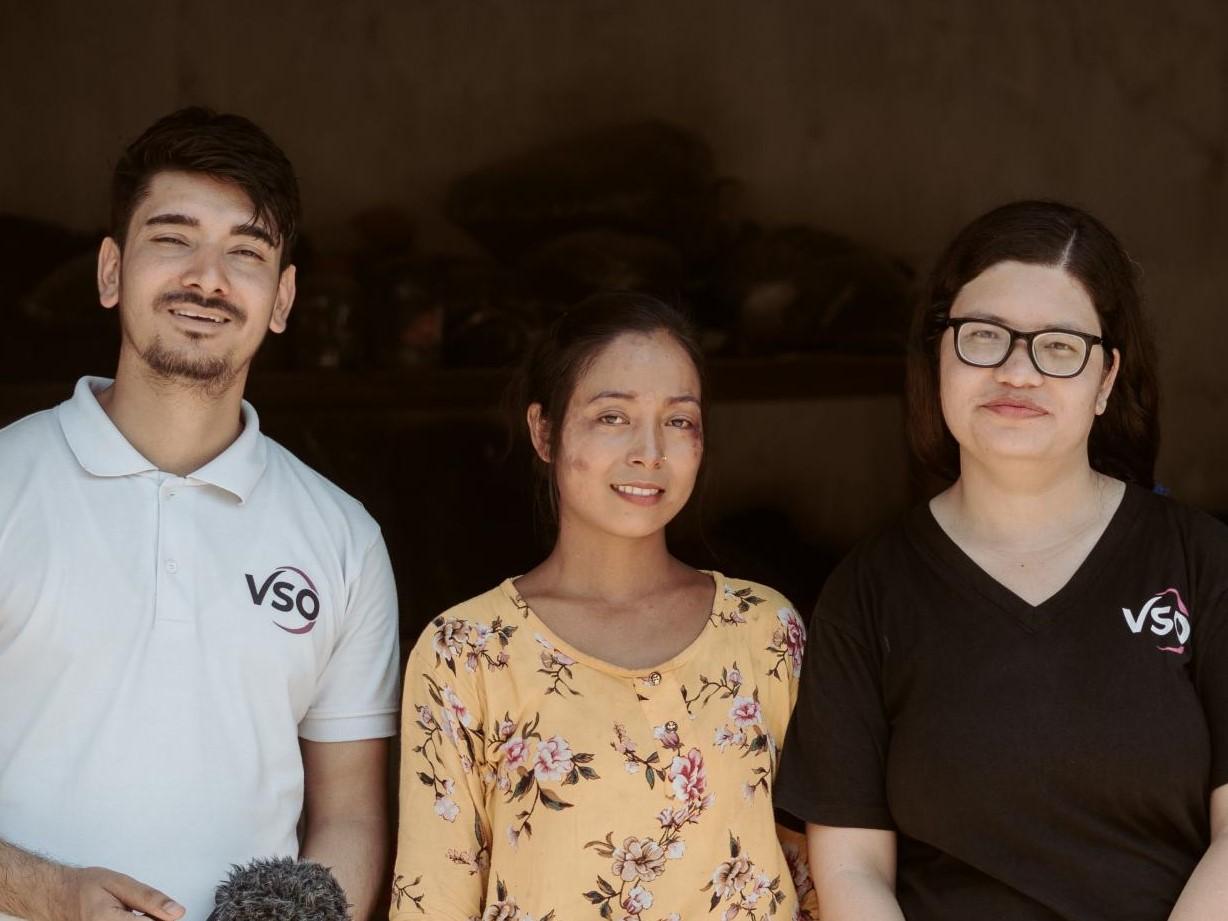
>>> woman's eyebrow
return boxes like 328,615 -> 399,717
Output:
586,391 -> 701,405
587,390 -> 636,403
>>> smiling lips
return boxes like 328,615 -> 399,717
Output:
611,483 -> 665,505
169,307 -> 230,325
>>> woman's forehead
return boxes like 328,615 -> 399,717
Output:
572,331 -> 701,400
951,261 -> 1100,333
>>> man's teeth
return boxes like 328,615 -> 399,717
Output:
172,309 -> 225,323
614,485 -> 662,497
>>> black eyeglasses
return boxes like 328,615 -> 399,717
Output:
945,318 -> 1107,378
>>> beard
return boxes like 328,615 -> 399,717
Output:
132,332 -> 247,399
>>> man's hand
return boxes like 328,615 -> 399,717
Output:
60,866 -> 185,921
0,840 -> 183,921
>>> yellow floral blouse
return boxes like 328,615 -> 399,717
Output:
391,572 -> 818,921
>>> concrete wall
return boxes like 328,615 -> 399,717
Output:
2,0 -> 1225,510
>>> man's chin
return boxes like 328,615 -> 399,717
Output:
141,340 -> 240,392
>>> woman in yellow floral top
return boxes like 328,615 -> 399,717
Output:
391,293 -> 817,921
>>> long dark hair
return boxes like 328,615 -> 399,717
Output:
907,200 -> 1159,487
510,291 -> 706,524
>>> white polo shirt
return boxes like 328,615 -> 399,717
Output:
0,377 -> 400,920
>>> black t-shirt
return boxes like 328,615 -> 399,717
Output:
775,484 -> 1228,921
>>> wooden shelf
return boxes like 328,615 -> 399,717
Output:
0,353 -> 903,425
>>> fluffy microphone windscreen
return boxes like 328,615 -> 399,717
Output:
206,856 -> 351,921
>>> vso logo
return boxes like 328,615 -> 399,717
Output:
246,566 -> 321,634
1121,587 -> 1190,652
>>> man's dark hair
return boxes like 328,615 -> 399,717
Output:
111,106 -> 300,267
907,199 -> 1160,488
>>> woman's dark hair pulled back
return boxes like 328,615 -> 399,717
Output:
511,291 -> 705,523
907,200 -> 1159,488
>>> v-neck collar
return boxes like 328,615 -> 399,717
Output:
909,482 -> 1145,632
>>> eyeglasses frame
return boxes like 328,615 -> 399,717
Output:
943,317 -> 1109,379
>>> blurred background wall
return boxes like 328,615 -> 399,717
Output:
1,0 -> 1225,619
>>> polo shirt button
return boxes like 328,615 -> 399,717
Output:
165,559 -> 179,574
649,671 -> 662,686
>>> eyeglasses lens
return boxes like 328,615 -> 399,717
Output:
1032,331 -> 1088,376
956,322 -> 1010,365
955,322 -> 1088,377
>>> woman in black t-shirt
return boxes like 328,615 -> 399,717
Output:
775,200 -> 1228,921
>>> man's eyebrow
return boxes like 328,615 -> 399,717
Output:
668,394 -> 701,406
145,213 -> 198,229
233,223 -> 277,248
144,213 -> 277,249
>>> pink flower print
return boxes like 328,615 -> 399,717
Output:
611,837 -> 666,882
620,885 -> 654,915
652,722 -> 681,750
534,633 -> 576,667
471,622 -> 493,652
434,796 -> 460,822
439,685 -> 473,741
656,807 -> 682,829
533,735 -> 574,782
625,760 -> 642,774
496,651 -> 510,666
442,686 -> 473,726
776,607 -> 806,677
729,696 -> 762,729
668,748 -> 708,805
432,618 -> 467,663
466,653 -> 480,672
480,896 -> 520,921
416,705 -> 437,732
496,718 -> 516,742
459,753 -> 474,774
713,725 -> 745,751
711,854 -> 753,899
783,840 -> 814,904
744,871 -> 773,907
666,840 -> 686,860
726,666 -> 743,688
613,723 -> 637,755
501,736 -> 529,771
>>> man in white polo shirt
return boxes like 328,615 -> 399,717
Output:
0,109 -> 399,921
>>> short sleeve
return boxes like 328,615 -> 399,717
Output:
299,533 -> 400,741
774,565 -> 894,830
390,622 -> 491,921
1194,586 -> 1228,788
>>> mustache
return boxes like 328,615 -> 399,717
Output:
158,290 -> 244,321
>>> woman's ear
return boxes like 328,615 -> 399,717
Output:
527,403 -> 552,463
1095,347 -> 1121,416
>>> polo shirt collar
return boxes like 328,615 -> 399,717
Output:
57,376 -> 268,503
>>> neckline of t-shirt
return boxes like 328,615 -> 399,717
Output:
910,481 -> 1146,627
497,569 -> 725,679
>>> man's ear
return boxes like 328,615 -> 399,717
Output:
527,403 -> 552,463
268,264 -> 296,334
97,237 -> 122,309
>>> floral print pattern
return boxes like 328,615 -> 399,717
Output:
488,711 -> 600,846
392,574 -> 817,921
701,834 -> 788,920
431,614 -> 518,674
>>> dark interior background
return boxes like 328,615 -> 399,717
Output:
2,1 -> 1226,642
